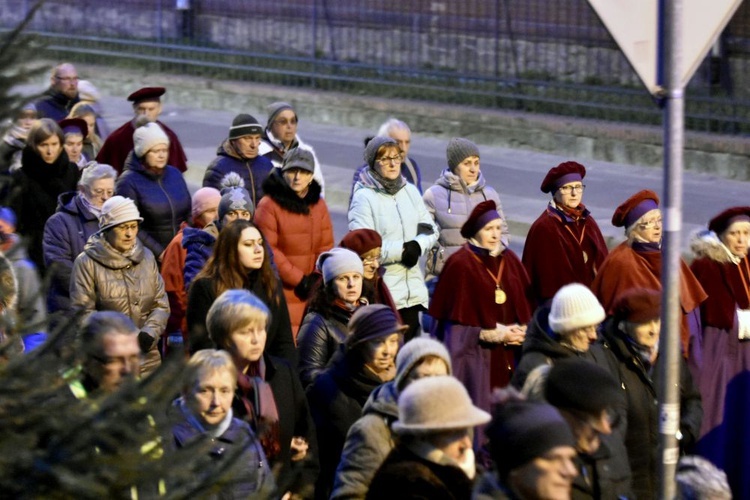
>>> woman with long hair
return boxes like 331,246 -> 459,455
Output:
187,219 -> 295,364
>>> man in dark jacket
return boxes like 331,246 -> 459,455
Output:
202,114 -> 274,208
35,63 -> 80,121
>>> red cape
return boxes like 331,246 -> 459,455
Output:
522,205 -> 608,304
429,243 -> 533,329
96,119 -> 188,174
691,255 -> 750,331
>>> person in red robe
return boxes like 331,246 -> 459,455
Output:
96,87 -> 187,174
591,189 -> 706,358
522,161 -> 608,305
429,200 -> 533,415
690,206 -> 750,498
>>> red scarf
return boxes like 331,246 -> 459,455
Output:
237,358 -> 281,460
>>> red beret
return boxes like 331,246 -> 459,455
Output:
708,206 -> 750,235
540,161 -> 586,194
613,288 -> 661,323
611,190 -> 660,228
339,229 -> 382,256
461,200 -> 501,239
127,87 -> 166,103
57,118 -> 88,138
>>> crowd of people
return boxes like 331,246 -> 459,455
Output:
0,61 -> 747,499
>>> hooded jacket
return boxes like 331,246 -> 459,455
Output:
116,151 -> 191,257
43,191 -> 101,313
202,139 -> 274,208
259,130 -> 325,196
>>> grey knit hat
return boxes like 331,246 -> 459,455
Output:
218,172 -> 253,220
281,147 -> 315,173
548,283 -> 605,334
363,136 -> 398,169
392,376 -> 491,434
229,114 -> 263,140
316,248 -> 364,285
446,137 -> 480,171
98,196 -> 143,232
266,101 -> 295,129
394,337 -> 453,390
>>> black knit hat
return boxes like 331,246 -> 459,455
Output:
487,401 -> 576,478
545,359 -> 623,415
229,114 -> 262,140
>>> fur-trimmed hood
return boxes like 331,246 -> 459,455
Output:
690,229 -> 741,265
261,168 -> 323,215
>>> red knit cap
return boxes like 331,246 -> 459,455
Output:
708,207 -> 750,236
540,161 -> 586,194
613,288 -> 661,323
460,200 -> 501,239
611,190 -> 660,228
127,87 -> 165,103
339,229 -> 382,256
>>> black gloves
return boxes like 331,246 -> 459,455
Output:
294,272 -> 322,300
401,240 -> 422,268
138,331 -> 154,353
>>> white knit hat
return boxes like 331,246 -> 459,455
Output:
548,283 -> 605,334
392,376 -> 491,434
317,248 -> 364,285
394,337 -> 453,390
133,122 -> 170,158
98,196 -> 143,232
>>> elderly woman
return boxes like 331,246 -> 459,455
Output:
306,304 -> 404,499
116,122 -> 191,261
332,338 -> 452,499
187,219 -> 294,364
690,206 -> 750,497
58,118 -> 88,169
297,248 -> 367,388
70,196 -> 169,377
43,161 -> 117,314
169,349 -> 275,497
430,201 -> 532,408
600,288 -> 703,500
523,161 -> 608,305
254,147 -> 334,337
348,136 -> 438,341
11,118 -> 78,271
592,189 -> 707,357
339,228 -> 399,314
422,137 -> 508,279
206,289 -> 318,499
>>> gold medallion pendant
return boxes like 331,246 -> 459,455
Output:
495,287 -> 507,304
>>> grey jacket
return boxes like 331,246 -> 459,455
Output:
70,232 -> 169,375
422,169 -> 508,277
331,381 -> 399,500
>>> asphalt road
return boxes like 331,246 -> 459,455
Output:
87,91 -> 750,256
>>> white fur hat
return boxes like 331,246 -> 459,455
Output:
133,122 -> 169,158
548,283 -> 605,334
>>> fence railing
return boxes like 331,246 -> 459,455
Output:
3,0 -> 750,134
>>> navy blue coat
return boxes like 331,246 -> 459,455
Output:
202,140 -> 274,210
116,151 -> 191,257
43,192 -> 101,313
35,88 -> 79,122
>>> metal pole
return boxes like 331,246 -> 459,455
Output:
657,0 -> 683,497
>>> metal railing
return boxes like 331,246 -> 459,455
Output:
4,0 -> 750,133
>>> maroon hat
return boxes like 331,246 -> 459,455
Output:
339,229 -> 382,256
127,87 -> 166,103
611,190 -> 660,228
540,161 -> 586,194
708,207 -> 750,236
58,118 -> 88,138
460,200 -> 501,239
613,288 -> 661,323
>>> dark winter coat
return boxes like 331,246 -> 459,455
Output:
43,192 -> 100,313
367,444 -> 473,500
169,398 -> 276,499
181,225 -> 217,292
202,139 -> 274,209
116,151 -> 191,258
187,276 -> 296,366
11,146 -> 79,271
35,88 -> 79,121
600,320 -> 703,500
232,355 -> 319,499
306,347 -> 386,500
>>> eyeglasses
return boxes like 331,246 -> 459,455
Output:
377,156 -> 402,166
273,117 -> 298,127
55,76 -> 79,82
362,255 -> 382,266
638,218 -> 663,229
558,184 -> 585,194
